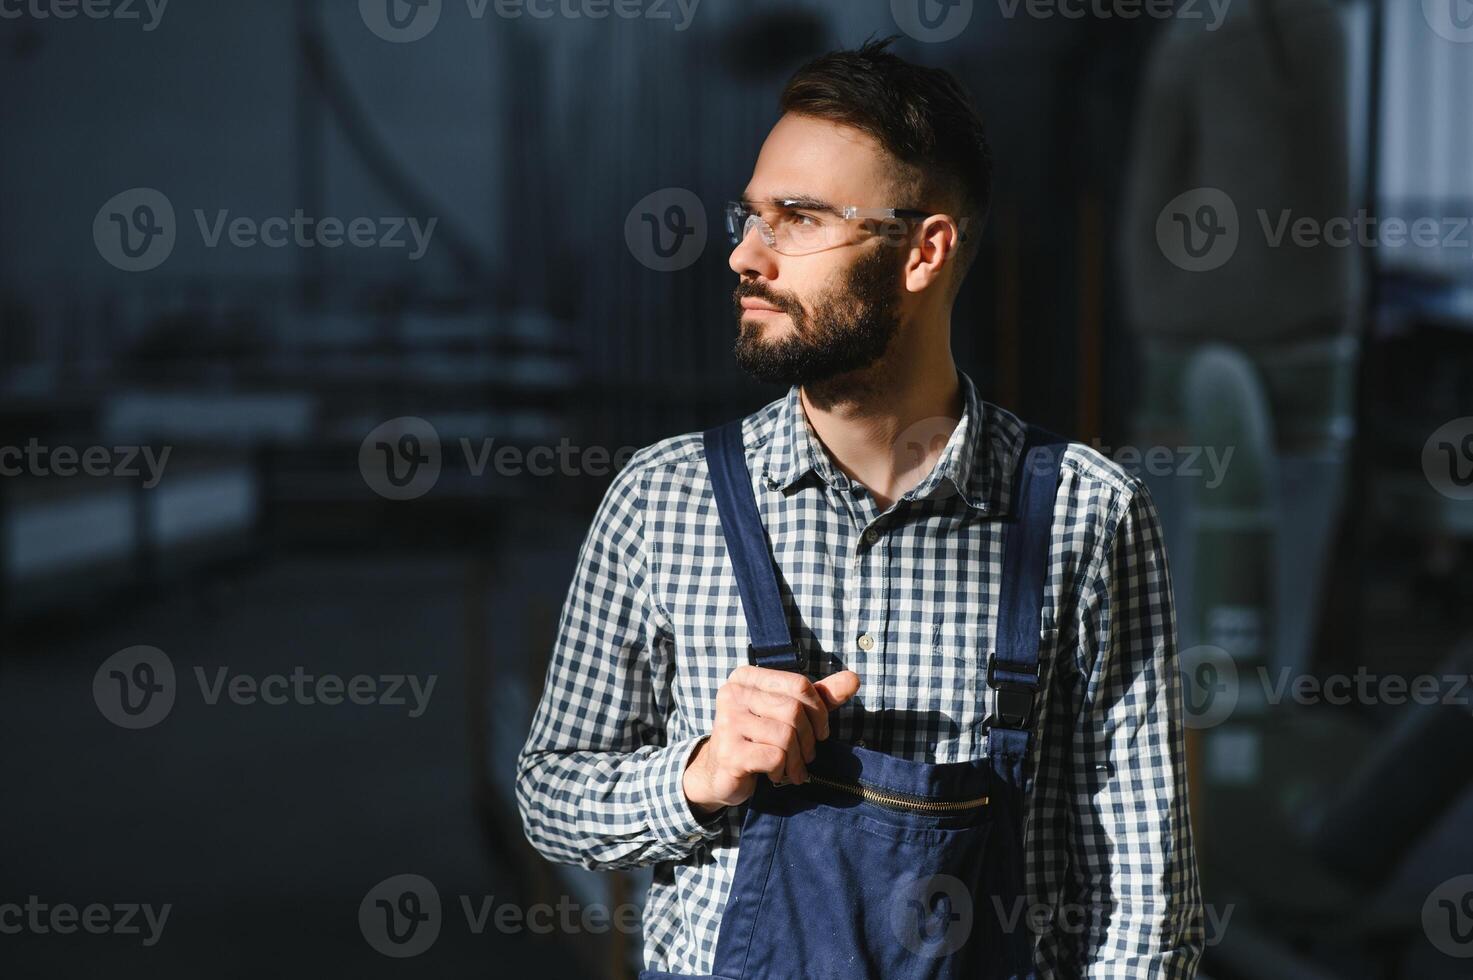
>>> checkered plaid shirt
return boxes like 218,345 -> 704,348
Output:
516,371 -> 1204,977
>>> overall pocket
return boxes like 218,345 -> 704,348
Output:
711,744 -> 995,980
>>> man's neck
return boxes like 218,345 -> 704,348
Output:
798,353 -> 964,510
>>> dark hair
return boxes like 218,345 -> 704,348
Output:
779,35 -> 992,282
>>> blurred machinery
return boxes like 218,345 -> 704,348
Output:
1122,3 -> 1473,977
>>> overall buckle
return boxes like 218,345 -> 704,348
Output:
748,642 -> 804,672
985,659 -> 1038,730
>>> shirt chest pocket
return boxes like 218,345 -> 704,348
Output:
926,616 -> 990,747
928,617 -> 1058,748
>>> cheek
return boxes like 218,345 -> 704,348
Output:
785,255 -> 853,308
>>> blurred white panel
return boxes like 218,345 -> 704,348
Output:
148,467 -> 258,547
6,491 -> 135,579
103,392 -> 316,444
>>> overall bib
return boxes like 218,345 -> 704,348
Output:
640,419 -> 1064,980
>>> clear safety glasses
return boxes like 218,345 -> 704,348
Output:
724,198 -> 967,256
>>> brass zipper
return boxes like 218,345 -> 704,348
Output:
802,772 -> 988,813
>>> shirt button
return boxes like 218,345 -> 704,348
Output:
857,633 -> 875,652
685,833 -> 703,842
864,528 -> 879,544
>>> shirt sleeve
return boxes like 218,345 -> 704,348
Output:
515,458 -> 726,872
1063,480 -> 1205,977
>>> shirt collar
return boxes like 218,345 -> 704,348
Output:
757,369 -> 1016,514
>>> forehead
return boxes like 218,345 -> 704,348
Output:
743,112 -> 898,207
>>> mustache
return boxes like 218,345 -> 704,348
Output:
732,282 -> 801,317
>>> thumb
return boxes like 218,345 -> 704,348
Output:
813,670 -> 861,711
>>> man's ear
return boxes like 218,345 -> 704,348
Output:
904,214 -> 965,293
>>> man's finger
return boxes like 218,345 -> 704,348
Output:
743,688 -> 817,760
736,740 -> 787,782
741,667 -> 827,710
736,714 -> 808,782
814,670 -> 861,712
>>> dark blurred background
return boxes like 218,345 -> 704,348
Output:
2,0 -> 1472,977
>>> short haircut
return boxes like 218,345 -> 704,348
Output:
779,35 -> 993,287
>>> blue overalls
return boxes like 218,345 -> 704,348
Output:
640,419 -> 1065,980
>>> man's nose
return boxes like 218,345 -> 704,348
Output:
729,220 -> 780,280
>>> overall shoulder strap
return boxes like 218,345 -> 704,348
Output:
702,419 -> 803,672
985,425 -> 1067,980
987,424 -> 1067,748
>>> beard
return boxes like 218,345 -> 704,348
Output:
731,243 -> 903,387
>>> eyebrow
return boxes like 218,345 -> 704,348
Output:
739,194 -> 842,216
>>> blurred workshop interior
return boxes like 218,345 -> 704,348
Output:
2,1 -> 1472,977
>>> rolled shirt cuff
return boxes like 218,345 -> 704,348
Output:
641,733 -> 726,846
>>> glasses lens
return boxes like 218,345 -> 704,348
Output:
724,203 -> 749,246
781,217 -> 835,255
725,201 -> 851,254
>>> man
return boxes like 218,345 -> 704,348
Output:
518,37 -> 1203,979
